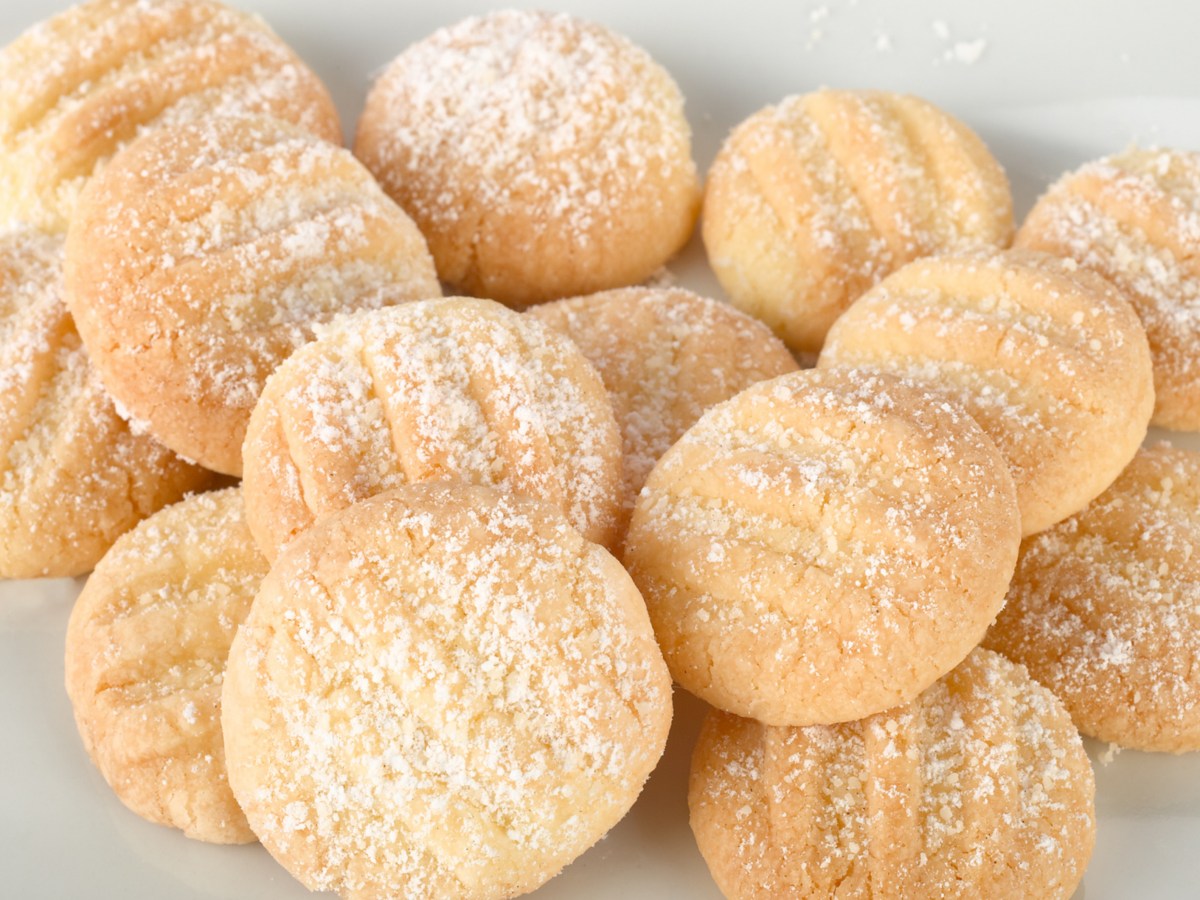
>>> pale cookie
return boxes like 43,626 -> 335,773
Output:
689,648 -> 1095,900
1016,147 -> 1200,430
0,229 -> 209,579
703,88 -> 1013,354
527,286 -> 799,538
64,115 -> 441,476
622,368 -> 1020,727
222,483 -> 673,900
819,248 -> 1154,536
355,9 -> 701,308
0,0 -> 342,232
241,297 -> 623,561
64,488 -> 267,843
985,444 -> 1200,753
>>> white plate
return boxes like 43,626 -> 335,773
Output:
3,1 -> 1200,897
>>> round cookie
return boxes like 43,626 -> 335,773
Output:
0,229 -> 210,579
1016,147 -> 1200,430
64,488 -> 267,843
222,482 -> 673,900
622,368 -> 1020,727
0,0 -> 342,233
985,444 -> 1200,753
241,297 -> 623,561
819,248 -> 1154,536
703,88 -> 1013,354
689,648 -> 1095,900
64,115 -> 441,476
355,9 -> 701,308
527,286 -> 799,537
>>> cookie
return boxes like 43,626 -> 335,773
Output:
527,286 -> 798,538
64,115 -> 440,476
222,482 -> 673,900
622,368 -> 1020,726
689,648 -> 1095,900
241,297 -> 623,561
819,248 -> 1154,535
355,9 -> 700,308
702,88 -> 1013,354
0,0 -> 341,232
64,488 -> 267,843
0,229 -> 210,579
1016,147 -> 1200,430
985,444 -> 1200,753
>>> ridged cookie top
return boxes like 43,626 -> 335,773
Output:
222,483 -> 673,900
64,488 -> 267,843
355,9 -> 700,307
689,648 -> 1095,900
0,228 -> 208,578
1016,147 -> 1200,430
0,0 -> 342,232
702,89 -> 1013,353
527,286 -> 798,538
623,368 -> 1020,726
64,115 -> 441,476
986,444 -> 1200,752
820,248 -> 1154,535
242,297 -> 623,560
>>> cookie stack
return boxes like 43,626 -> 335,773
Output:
2,1 -> 1198,899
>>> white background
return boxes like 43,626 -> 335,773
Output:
3,1 -> 1200,897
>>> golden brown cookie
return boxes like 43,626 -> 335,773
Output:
241,297 -> 623,561
0,0 -> 342,233
702,88 -> 1013,354
985,444 -> 1200,753
819,248 -> 1154,536
222,482 -> 673,900
355,9 -> 700,308
622,368 -> 1020,727
64,115 -> 441,476
1016,147 -> 1200,430
64,488 -> 267,843
689,648 -> 1095,900
527,286 -> 798,538
0,229 -> 210,579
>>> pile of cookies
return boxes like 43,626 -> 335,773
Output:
3,1 -> 1199,898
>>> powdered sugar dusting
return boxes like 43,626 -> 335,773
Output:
64,488 -> 266,842
528,286 -> 798,537
64,115 -> 439,473
243,298 -> 621,559
224,484 -> 672,898
819,248 -> 1154,535
690,648 -> 1094,896
0,227 -> 207,577
986,444 -> 1200,752
0,0 -> 341,231
1016,147 -> 1200,428
623,367 -> 1020,725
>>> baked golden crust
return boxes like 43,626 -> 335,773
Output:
0,228 -> 210,578
355,9 -> 700,308
1016,147 -> 1200,430
241,297 -> 623,561
64,115 -> 440,476
64,488 -> 266,843
623,368 -> 1020,726
222,483 -> 672,899
527,286 -> 798,540
986,444 -> 1200,752
703,89 -> 1013,354
820,248 -> 1154,535
689,648 -> 1095,900
0,0 -> 342,232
